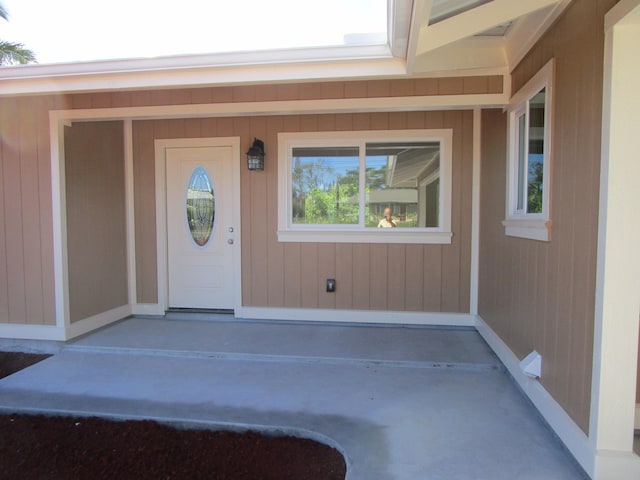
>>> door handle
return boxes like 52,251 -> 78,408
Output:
227,239 -> 234,245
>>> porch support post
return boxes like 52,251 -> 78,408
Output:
469,108 -> 481,315
590,2 -> 640,477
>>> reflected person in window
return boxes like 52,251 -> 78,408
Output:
377,207 -> 397,228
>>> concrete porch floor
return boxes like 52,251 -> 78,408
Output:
0,316 -> 587,479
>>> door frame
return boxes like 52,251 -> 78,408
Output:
155,137 -> 242,312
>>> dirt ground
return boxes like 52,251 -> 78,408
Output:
0,351 -> 51,379
0,352 -> 346,480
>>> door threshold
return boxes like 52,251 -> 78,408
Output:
166,308 -> 234,315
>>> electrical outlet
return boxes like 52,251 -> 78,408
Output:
326,279 -> 336,292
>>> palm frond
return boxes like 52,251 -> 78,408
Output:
0,3 -> 8,21
0,40 -> 36,65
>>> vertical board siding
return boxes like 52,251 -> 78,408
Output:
132,109 -> 473,313
132,121 -> 158,303
37,97 -> 59,326
0,75 -> 489,328
3,98 -> 26,324
65,121 -> 128,322
0,95 -> 62,326
19,97 -> 45,325
478,0 -> 617,437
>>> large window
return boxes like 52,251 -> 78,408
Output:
278,130 -> 452,244
504,59 -> 554,241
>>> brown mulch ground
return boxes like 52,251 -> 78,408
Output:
0,352 -> 347,480
0,351 -> 51,379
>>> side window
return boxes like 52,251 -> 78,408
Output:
278,130 -> 453,244
504,59 -> 554,241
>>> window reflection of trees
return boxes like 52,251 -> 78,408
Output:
292,149 -> 359,225
291,142 -> 441,228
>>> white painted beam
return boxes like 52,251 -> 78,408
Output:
406,0 -> 433,73
505,0 -> 572,70
416,0 -> 560,55
412,37 -> 507,73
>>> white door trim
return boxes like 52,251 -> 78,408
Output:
155,137 -> 242,312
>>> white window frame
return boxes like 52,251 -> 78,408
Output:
503,58 -> 554,241
277,129 -> 453,244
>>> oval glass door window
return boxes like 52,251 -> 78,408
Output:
186,167 -> 215,247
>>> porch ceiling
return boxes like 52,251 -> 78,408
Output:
0,0 -> 571,96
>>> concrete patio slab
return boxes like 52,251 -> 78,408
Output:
67,316 -> 501,369
0,318 -> 587,479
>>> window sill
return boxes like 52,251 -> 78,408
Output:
502,218 -> 551,242
277,229 -> 453,244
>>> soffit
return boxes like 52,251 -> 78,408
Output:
407,0 -> 572,75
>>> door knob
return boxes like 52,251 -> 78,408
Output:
227,239 -> 234,244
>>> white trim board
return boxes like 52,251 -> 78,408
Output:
49,113 -> 69,331
477,315 -> 640,479
65,305 -> 132,341
469,109 -> 481,315
474,316 -> 595,476
0,324 -> 66,342
124,119 -> 137,306
235,307 -> 475,327
131,304 -> 165,317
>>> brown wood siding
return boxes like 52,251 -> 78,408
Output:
64,121 -> 128,322
478,0 -> 618,435
133,111 -> 473,312
68,75 -> 503,110
1,74 -> 493,326
0,95 -> 67,326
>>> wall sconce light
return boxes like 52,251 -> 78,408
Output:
246,138 -> 265,171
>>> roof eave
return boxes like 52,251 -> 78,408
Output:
0,45 -> 410,96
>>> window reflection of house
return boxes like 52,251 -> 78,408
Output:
366,143 -> 440,227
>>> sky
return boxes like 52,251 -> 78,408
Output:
0,0 -> 387,65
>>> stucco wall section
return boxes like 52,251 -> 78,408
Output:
478,0 -> 619,434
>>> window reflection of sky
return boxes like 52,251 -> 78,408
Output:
293,155 -> 389,188
295,155 -> 387,174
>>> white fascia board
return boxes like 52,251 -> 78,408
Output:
389,0 -> 419,59
505,0 -> 572,70
0,49 -> 404,97
1,44 -> 393,79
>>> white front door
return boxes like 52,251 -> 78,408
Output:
165,145 -> 239,309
